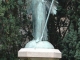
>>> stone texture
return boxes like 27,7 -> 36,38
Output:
18,48 -> 61,58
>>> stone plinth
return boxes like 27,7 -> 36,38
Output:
18,48 -> 61,60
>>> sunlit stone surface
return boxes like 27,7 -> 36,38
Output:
18,48 -> 61,60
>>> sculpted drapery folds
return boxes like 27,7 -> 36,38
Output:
27,0 -> 58,42
25,0 -> 58,48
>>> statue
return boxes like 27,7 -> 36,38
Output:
25,0 -> 58,49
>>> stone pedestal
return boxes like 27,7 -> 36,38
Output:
18,48 -> 61,60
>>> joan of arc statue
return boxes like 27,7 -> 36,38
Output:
25,0 -> 58,48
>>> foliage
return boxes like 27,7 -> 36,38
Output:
0,0 -> 31,60
61,23 -> 77,60
56,0 -> 80,60
74,18 -> 80,60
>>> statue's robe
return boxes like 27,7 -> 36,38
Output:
25,0 -> 58,48
31,0 -> 58,42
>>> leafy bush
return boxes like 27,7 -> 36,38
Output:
0,0 -> 31,60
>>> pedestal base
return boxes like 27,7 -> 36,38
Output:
18,48 -> 61,60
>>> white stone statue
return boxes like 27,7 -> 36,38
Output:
25,0 -> 58,49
